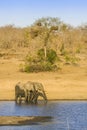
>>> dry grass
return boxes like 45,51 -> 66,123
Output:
0,53 -> 87,100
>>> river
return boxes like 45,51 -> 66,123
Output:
0,101 -> 87,130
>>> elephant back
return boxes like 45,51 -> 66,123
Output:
23,81 -> 34,91
33,82 -> 44,91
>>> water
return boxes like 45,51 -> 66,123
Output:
0,101 -> 87,130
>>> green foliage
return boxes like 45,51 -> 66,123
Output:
64,55 -> 71,63
47,49 -> 57,64
23,49 -> 58,72
24,62 -> 58,72
23,61 -> 55,72
76,46 -> 81,53
64,54 -> 79,64
37,48 -> 57,64
37,48 -> 45,61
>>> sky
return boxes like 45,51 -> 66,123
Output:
0,0 -> 87,27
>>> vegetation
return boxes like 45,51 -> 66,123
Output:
0,17 -> 87,72
22,48 -> 58,72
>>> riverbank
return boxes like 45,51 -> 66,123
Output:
0,116 -> 52,126
0,56 -> 87,101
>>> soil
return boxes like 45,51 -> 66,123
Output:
0,116 -> 53,125
0,53 -> 87,100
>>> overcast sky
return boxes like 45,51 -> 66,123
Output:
0,0 -> 87,27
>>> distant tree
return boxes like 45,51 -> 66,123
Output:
33,17 -> 62,59
33,17 -> 61,28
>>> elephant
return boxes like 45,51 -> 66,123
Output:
15,81 -> 47,104
33,82 -> 47,103
15,82 -> 26,103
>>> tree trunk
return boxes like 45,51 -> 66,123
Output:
44,46 -> 47,59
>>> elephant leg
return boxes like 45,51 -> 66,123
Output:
29,91 -> 34,103
25,95 -> 29,103
32,94 -> 38,104
25,90 -> 30,103
19,95 -> 22,103
15,94 -> 19,103
34,97 -> 38,104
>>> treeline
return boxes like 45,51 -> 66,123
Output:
0,17 -> 86,54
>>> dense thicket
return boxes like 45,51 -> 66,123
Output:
0,17 -> 86,53
0,17 -> 87,72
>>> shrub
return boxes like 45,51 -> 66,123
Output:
64,54 -> 79,64
22,48 -> 58,72
37,48 -> 57,64
65,55 -> 71,63
37,48 -> 45,61
47,49 -> 57,64
76,48 -> 81,53
23,61 -> 54,72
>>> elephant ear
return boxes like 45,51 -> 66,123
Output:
34,82 -> 44,91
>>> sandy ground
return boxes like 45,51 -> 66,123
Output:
0,116 -> 52,125
0,54 -> 87,100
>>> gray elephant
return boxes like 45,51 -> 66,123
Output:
24,81 -> 47,103
15,81 -> 47,104
15,82 -> 26,103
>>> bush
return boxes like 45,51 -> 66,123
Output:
23,61 -> 57,72
37,48 -> 57,64
76,48 -> 81,53
47,49 -> 57,64
64,54 -> 79,64
22,48 -> 58,73
37,48 -> 45,61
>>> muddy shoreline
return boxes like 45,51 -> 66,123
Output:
0,99 -> 87,101
0,116 -> 53,126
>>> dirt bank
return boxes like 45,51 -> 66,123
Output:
0,116 -> 53,126
0,55 -> 87,100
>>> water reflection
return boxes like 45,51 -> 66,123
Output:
0,101 -> 87,130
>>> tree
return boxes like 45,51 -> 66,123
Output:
33,17 -> 61,28
33,17 -> 62,59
